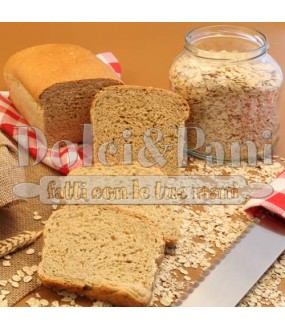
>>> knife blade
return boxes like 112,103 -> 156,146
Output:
176,211 -> 285,307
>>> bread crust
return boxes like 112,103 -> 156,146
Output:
38,270 -> 150,307
4,44 -> 122,101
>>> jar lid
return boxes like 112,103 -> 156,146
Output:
185,25 -> 268,61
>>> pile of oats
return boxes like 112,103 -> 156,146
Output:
169,52 -> 282,160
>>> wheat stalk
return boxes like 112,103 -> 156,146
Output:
0,230 -> 42,258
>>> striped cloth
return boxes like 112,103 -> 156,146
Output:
245,170 -> 285,219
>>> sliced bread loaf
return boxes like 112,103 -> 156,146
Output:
38,205 -> 165,307
4,44 -> 122,145
69,164 -> 181,246
91,86 -> 189,173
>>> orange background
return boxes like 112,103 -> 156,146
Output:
0,22 -> 284,156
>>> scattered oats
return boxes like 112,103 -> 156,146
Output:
33,211 -> 38,216
3,255 -> 11,260
52,204 -> 58,210
177,256 -> 187,263
178,268 -> 188,275
0,299 -> 8,307
33,215 -> 42,221
17,270 -> 25,278
11,281 -> 19,288
0,294 -> 6,301
2,260 -> 11,267
16,159 -> 284,307
31,265 -> 38,273
51,300 -> 60,307
12,275 -> 21,282
280,158 -> 285,161
22,266 -> 30,274
41,221 -> 46,225
26,248 -> 35,255
26,297 -> 41,307
160,296 -> 173,307
35,293 -> 41,299
23,276 -> 33,283
61,296 -> 73,302
40,299 -> 49,306
1,290 -> 10,295
0,280 -> 8,287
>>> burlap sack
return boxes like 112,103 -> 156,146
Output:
0,130 -> 60,306
0,132 -> 25,207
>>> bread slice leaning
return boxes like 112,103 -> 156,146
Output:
38,205 -> 165,307
4,44 -> 122,145
69,164 -> 181,246
91,85 -> 189,174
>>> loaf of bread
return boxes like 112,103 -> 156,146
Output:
38,205 -> 165,307
91,86 -> 190,173
69,164 -> 181,246
4,44 -> 122,145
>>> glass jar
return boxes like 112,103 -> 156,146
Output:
169,25 -> 283,163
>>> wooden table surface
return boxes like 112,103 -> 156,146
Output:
0,22 -> 284,306
0,22 -> 284,156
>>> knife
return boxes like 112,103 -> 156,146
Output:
176,210 -> 285,307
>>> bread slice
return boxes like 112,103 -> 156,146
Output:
91,86 -> 189,173
38,205 -> 165,307
4,44 -> 122,145
69,164 -> 181,246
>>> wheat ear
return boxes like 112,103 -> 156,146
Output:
0,230 -> 42,258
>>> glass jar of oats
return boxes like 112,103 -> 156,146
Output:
169,25 -> 283,163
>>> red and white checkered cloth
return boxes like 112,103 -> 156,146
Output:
0,52 -> 121,175
245,170 -> 285,219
